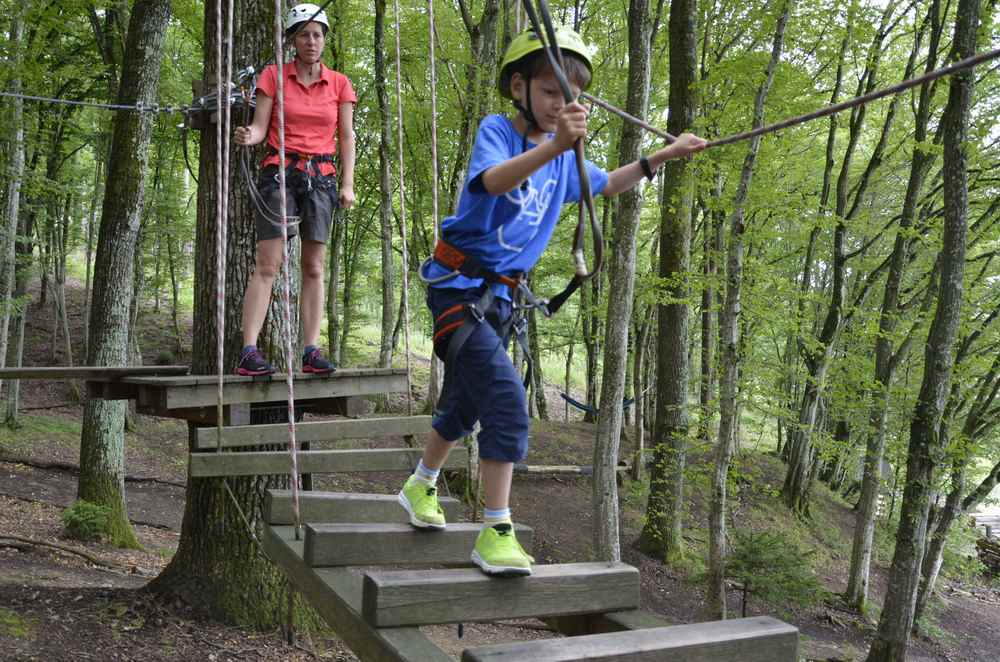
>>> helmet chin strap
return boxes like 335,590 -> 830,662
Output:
513,75 -> 535,190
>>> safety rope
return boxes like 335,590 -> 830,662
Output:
518,0 -> 603,281
273,0 -> 304,542
215,0 -> 233,452
392,0 -> 414,416
427,0 -> 440,245
209,0 -> 271,567
0,90 -> 185,113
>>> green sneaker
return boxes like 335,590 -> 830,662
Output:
398,475 -> 446,529
471,523 -> 534,577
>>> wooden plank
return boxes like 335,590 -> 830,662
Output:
305,522 -> 533,567
265,490 -> 465,526
122,367 -> 401,386
261,524 -> 452,662
189,447 -> 468,478
0,365 -> 189,380
192,415 -> 432,449
160,372 -> 406,409
461,616 -> 799,662
362,562 -> 639,627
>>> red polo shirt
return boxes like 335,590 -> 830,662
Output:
257,62 -> 356,176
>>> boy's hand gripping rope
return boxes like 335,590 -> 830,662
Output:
519,0 -> 604,287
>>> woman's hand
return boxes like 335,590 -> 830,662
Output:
339,185 -> 355,209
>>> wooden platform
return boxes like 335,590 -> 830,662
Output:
0,365 -> 189,379
84,368 -> 407,424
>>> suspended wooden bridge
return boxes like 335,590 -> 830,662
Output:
4,364 -> 800,661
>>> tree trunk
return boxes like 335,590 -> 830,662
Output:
147,0 -> 297,627
594,0 -> 657,563
631,303 -> 654,480
375,0 -> 395,369
326,206 -> 345,363
0,9 -> 25,398
708,1 -> 790,620
640,0 -> 695,563
846,0 -> 942,613
83,157 -> 102,354
77,0 -> 170,550
528,305 -> 548,420
865,1 -> 977,657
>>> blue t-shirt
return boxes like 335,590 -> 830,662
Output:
425,114 -> 608,299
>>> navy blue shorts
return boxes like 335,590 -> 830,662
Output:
428,287 -> 529,463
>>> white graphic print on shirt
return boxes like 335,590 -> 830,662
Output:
497,177 -> 557,253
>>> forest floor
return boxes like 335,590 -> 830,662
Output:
2,281 -> 999,661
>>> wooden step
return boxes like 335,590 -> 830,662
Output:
190,446 -> 468,478
461,616 -> 799,661
192,415 -> 431,449
261,524 -> 452,662
99,368 -> 407,410
362,562 -> 639,627
266,489 -> 465,526
304,522 -> 533,567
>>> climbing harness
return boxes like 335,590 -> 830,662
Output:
420,241 -> 539,406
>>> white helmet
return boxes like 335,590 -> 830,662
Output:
285,3 -> 330,34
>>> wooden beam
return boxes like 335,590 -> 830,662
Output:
0,365 -> 189,380
189,447 -> 468,478
265,490 -> 465,526
128,370 -> 407,410
262,524 -> 452,662
461,616 -> 799,662
305,523 -> 532,567
362,563 -> 640,627
192,415 -> 432,449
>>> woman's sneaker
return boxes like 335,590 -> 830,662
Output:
398,475 -> 446,529
471,523 -> 534,576
303,347 -> 336,374
236,347 -> 276,376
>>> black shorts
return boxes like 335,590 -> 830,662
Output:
254,165 -> 338,243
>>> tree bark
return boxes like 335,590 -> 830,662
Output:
640,0 -> 696,563
594,0 -> 657,563
375,0 -> 395,369
148,0 -> 297,627
77,0 -> 170,550
708,1 -> 790,620
865,0 -> 977,657
0,10 -> 25,398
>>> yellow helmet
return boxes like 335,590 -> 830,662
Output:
498,27 -> 594,99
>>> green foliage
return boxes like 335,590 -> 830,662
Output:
0,607 -> 34,639
726,528 -> 826,617
61,500 -> 113,542
941,523 -> 987,583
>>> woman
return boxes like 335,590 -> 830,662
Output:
233,2 -> 356,375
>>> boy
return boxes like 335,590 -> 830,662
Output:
399,27 -> 706,576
